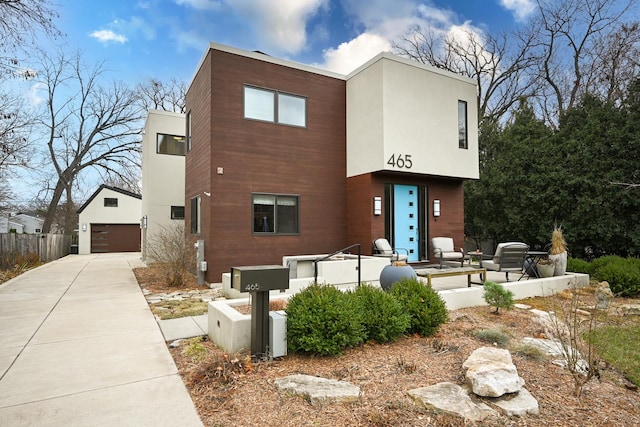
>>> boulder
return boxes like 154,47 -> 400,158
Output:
273,374 -> 360,405
407,382 -> 497,422
490,387 -> 539,416
463,347 -> 525,397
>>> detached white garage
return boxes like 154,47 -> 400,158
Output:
77,185 -> 142,254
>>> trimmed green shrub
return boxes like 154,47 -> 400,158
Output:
567,257 -> 593,275
389,277 -> 448,336
350,284 -> 410,343
285,284 -> 365,356
582,256 -> 640,296
594,258 -> 640,296
483,281 -> 514,313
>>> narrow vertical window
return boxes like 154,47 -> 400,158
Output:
190,196 -> 200,234
186,110 -> 192,152
458,100 -> 468,149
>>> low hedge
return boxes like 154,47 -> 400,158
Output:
569,256 -> 640,296
285,279 -> 449,356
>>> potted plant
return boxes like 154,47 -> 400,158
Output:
548,226 -> 568,276
536,257 -> 556,278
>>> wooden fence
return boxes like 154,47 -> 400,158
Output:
0,233 -> 73,262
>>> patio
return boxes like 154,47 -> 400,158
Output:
421,268 -> 589,310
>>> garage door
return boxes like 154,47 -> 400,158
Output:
91,224 -> 141,253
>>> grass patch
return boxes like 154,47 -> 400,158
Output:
473,326 -> 511,346
591,324 -> 640,386
151,299 -> 208,320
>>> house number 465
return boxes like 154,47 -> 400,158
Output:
387,154 -> 413,169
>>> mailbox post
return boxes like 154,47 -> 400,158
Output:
231,265 -> 289,358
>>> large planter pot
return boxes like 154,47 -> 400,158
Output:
380,262 -> 417,291
549,252 -> 567,276
537,261 -> 555,278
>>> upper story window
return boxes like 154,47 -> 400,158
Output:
253,193 -> 299,235
157,133 -> 186,156
186,111 -> 192,152
104,198 -> 118,207
244,86 -> 306,127
458,100 -> 468,149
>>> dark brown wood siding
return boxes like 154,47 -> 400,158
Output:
90,224 -> 141,253
186,49 -> 347,281
347,172 -> 465,261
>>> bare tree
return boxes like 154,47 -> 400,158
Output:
136,78 -> 187,113
394,25 -> 539,124
0,0 -> 61,76
532,0 -> 638,122
0,92 -> 34,171
35,50 -> 145,233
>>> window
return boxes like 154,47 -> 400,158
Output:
171,206 -> 185,220
157,133 -> 186,155
104,198 -> 118,207
244,86 -> 306,127
253,194 -> 299,234
190,196 -> 200,234
458,100 -> 468,149
186,111 -> 192,152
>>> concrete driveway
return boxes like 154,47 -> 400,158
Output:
0,253 -> 203,426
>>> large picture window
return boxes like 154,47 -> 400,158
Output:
244,86 -> 306,127
458,100 -> 468,149
253,194 -> 299,235
157,133 -> 186,155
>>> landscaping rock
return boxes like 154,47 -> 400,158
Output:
619,304 -> 640,316
490,388 -> 539,416
273,374 -> 360,405
595,281 -> 614,309
463,347 -> 525,397
407,382 -> 497,422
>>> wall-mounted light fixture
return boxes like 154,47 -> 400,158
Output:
140,215 -> 147,229
82,223 -> 87,232
373,197 -> 382,216
433,199 -> 441,218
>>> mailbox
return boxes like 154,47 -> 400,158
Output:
231,265 -> 290,292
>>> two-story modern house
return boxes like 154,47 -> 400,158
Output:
185,42 -> 479,282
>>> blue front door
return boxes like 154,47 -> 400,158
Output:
393,185 -> 419,262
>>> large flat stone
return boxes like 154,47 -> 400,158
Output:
408,382 -> 498,422
490,387 -> 539,416
274,374 -> 360,405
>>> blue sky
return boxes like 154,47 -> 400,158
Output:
8,0 -> 537,205
44,0 -> 535,84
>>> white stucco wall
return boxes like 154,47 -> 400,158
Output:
346,53 -> 479,179
141,110 -> 186,260
78,187 -> 142,254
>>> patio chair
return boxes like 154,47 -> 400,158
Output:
372,238 -> 409,262
431,237 -> 465,269
482,242 -> 529,281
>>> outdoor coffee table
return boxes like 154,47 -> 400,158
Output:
415,266 -> 486,287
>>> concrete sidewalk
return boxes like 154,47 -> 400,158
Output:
0,253 -> 203,426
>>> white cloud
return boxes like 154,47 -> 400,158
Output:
321,33 -> 391,74
25,82 -> 46,106
174,0 -> 223,11
90,29 -> 128,44
175,29 -> 210,53
499,0 -> 536,22
227,0 -> 328,55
